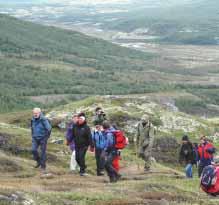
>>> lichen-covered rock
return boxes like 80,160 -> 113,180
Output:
159,112 -> 206,133
0,192 -> 34,205
46,95 -> 210,139
152,137 -> 180,164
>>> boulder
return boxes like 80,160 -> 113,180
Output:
152,137 -> 180,164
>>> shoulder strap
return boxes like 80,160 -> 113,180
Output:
41,118 -> 49,131
93,130 -> 96,142
31,119 -> 33,135
110,130 -> 116,145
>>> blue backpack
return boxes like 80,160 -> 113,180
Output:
92,131 -> 106,149
201,165 -> 216,189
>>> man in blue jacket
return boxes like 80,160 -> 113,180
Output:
31,108 -> 52,172
92,124 -> 106,176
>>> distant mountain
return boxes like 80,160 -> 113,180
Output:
1,0 -> 218,45
106,0 -> 219,45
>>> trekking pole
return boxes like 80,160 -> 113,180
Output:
135,140 -> 141,171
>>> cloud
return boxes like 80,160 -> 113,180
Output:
46,0 -> 131,5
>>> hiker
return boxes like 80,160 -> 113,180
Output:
31,108 -> 52,172
111,124 -> 128,176
72,115 -> 93,176
92,125 -> 106,176
193,142 -> 199,167
179,135 -> 196,178
93,107 -> 107,126
136,114 -> 155,172
65,114 -> 79,172
102,121 -> 120,183
197,136 -> 216,177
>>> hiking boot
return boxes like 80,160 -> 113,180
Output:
97,171 -> 105,176
80,172 -> 89,176
34,162 -> 41,169
116,173 -> 122,180
144,167 -> 151,172
40,168 -> 47,175
109,176 -> 117,183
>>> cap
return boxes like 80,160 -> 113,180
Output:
141,114 -> 149,121
182,135 -> 189,141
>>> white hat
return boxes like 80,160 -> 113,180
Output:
79,116 -> 86,121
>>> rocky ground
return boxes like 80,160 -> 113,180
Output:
45,95 -> 215,141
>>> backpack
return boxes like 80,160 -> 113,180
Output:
93,131 -> 106,149
112,130 -> 128,150
46,119 -> 52,138
31,118 -> 52,138
201,165 -> 216,189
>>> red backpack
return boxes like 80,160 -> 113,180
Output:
201,165 -> 219,196
112,130 -> 128,150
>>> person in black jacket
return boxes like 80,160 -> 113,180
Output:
179,135 -> 195,178
72,115 -> 92,176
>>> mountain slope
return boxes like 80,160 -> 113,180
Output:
1,14 -> 219,116
0,14 -> 155,112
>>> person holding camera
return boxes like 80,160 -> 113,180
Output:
93,107 -> 107,126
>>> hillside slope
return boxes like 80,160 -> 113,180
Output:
0,14 -> 154,112
1,14 -> 219,117
0,95 -> 219,205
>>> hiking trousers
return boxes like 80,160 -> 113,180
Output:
32,137 -> 48,169
139,141 -> 153,171
95,148 -> 105,175
105,150 -> 119,181
185,163 -> 193,178
75,146 -> 88,174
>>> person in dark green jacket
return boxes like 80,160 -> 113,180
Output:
136,114 -> 155,172
93,107 -> 107,126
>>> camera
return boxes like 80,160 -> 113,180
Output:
100,111 -> 106,116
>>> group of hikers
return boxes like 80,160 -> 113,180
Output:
179,135 -> 216,178
65,108 -> 124,182
31,107 -> 155,183
179,134 -> 219,196
30,107 -> 219,194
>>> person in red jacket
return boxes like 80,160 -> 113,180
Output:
198,136 -> 216,177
